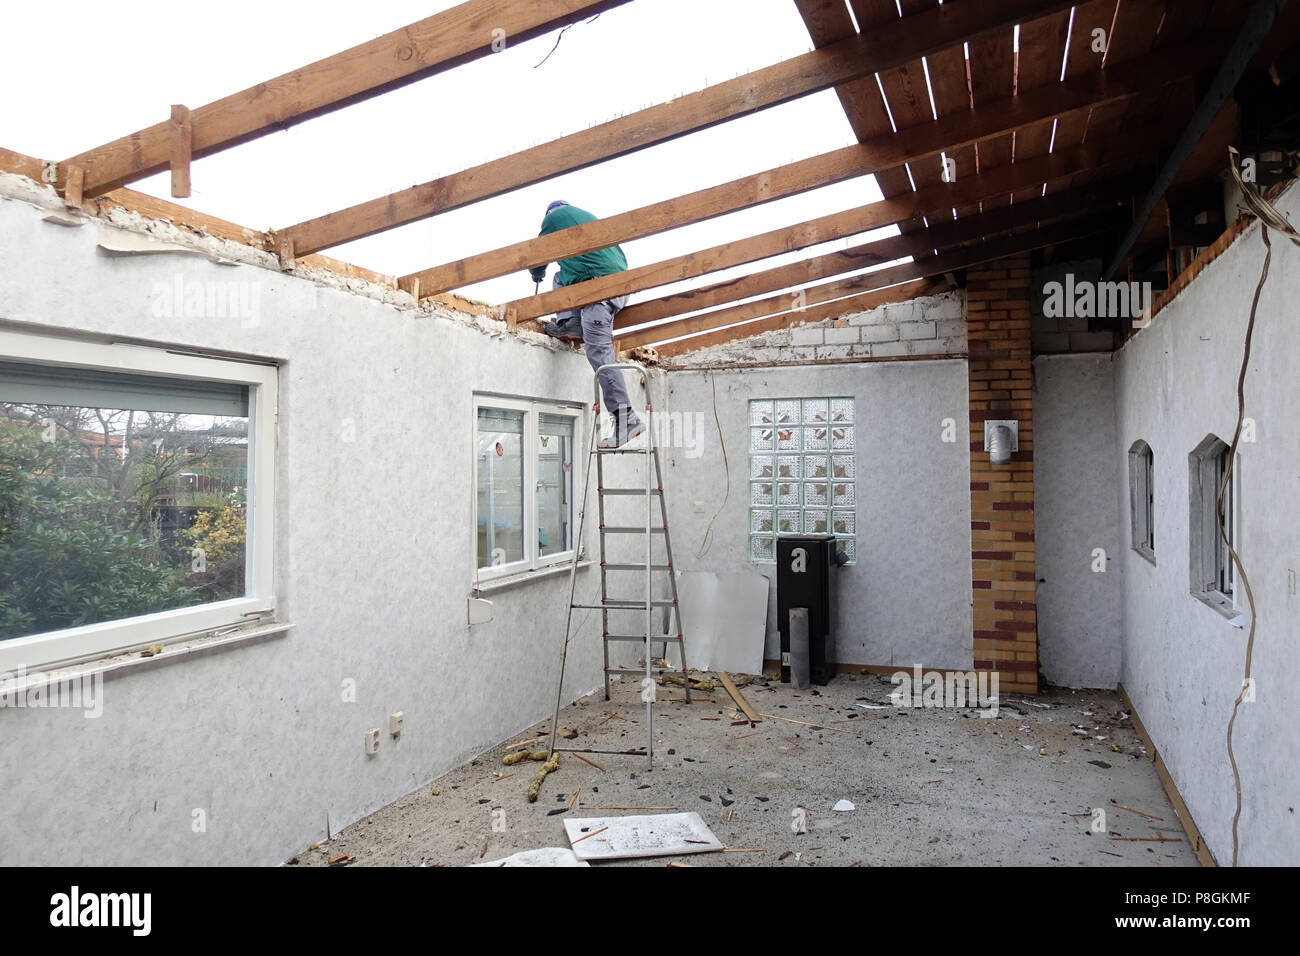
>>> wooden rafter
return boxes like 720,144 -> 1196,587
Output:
615,178 -> 1139,350
400,36 -> 1212,297
282,0 -> 1078,256
613,174 -> 1142,343
61,0 -> 633,196
651,277 -> 951,358
651,210 -> 1128,357
503,124 -> 1166,327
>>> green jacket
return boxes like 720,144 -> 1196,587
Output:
528,204 -> 627,287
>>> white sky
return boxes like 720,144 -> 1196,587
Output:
0,0 -> 910,320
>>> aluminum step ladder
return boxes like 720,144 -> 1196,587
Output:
547,363 -> 691,770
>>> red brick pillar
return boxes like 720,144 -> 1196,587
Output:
967,254 -> 1037,694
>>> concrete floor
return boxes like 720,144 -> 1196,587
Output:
288,673 -> 1198,867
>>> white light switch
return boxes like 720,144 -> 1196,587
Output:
390,712 -> 405,737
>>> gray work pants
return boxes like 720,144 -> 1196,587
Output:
579,294 -> 636,423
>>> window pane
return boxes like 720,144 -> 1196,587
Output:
476,408 -> 525,570
537,414 -> 574,558
1,399 -> 249,640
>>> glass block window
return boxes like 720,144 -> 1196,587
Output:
749,397 -> 856,564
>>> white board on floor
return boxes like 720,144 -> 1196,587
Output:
672,571 -> 768,675
471,847 -> 588,867
564,812 -> 724,861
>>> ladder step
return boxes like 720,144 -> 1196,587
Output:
605,634 -> 683,642
600,488 -> 663,495
602,526 -> 667,534
572,600 -> 676,609
596,447 -> 652,455
602,563 -> 672,571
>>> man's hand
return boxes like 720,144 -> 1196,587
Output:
529,266 -> 547,283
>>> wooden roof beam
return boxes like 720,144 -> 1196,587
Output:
501,127 -> 1165,326
616,174 -> 1143,343
61,0 -> 633,197
652,210 -> 1128,357
615,179 -> 1140,350
401,36 -> 1213,297
283,0 -> 1078,256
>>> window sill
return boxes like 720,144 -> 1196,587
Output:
1191,590 -> 1237,620
0,620 -> 293,700
474,560 -> 591,595
1132,546 -> 1157,566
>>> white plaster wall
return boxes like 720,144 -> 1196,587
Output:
1032,354 -> 1123,688
1113,185 -> 1300,865
659,361 -> 973,670
0,189 -> 607,865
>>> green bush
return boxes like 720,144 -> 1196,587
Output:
0,423 -> 195,640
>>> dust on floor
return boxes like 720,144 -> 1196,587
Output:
288,673 -> 1197,867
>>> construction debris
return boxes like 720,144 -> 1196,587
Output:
526,753 -> 560,803
718,672 -> 761,723
503,749 -> 549,766
660,674 -> 716,691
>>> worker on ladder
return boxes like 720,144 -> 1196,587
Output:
530,200 -> 645,449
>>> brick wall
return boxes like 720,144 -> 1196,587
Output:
662,291 -> 965,365
967,255 -> 1038,694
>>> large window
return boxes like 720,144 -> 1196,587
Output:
0,330 -> 277,671
475,396 -> 580,580
748,397 -> 856,564
1128,439 -> 1155,563
1189,434 -> 1235,615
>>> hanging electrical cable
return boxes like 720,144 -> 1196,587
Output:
1221,146 -> 1297,866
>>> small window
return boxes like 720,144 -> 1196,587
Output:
1189,434 -> 1235,615
1128,440 -> 1155,563
475,396 -> 579,580
747,397 -> 856,564
0,330 -> 278,671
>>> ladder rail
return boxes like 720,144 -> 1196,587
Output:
547,362 -> 692,770
546,399 -> 602,762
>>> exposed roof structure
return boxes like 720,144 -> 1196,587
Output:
10,0 -> 1299,355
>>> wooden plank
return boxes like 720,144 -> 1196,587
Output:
63,163 -> 84,210
616,178 -> 1139,349
717,673 -> 761,723
509,130 -> 1160,325
655,279 -> 948,357
654,211 -> 1126,355
1117,683 -> 1216,866
1050,0 -> 1120,156
830,1 -> 916,199
1009,8 -> 1072,202
967,26 -> 1016,213
408,38 -> 1214,296
285,0 -> 1078,255
63,0 -> 634,195
169,105 -> 192,199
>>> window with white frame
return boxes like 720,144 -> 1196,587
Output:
0,329 -> 278,672
1128,439 -> 1155,562
474,396 -> 580,579
1189,434 -> 1235,614
748,397 -> 856,564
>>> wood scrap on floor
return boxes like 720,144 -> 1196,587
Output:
717,672 -> 761,723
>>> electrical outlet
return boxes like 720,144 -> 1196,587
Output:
390,712 -> 405,738
365,729 -> 380,755
693,500 -> 706,513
